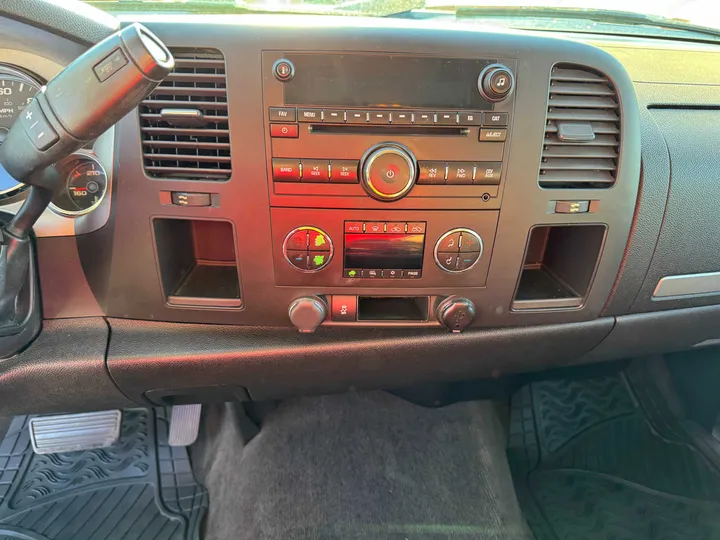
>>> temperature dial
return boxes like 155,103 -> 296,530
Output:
50,153 -> 108,216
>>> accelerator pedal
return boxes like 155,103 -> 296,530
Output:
28,409 -> 121,454
169,404 -> 202,446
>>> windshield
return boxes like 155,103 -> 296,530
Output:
82,0 -> 720,38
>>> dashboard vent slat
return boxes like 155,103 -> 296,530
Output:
539,64 -> 620,189
140,49 -> 231,180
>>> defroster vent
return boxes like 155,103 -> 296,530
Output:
539,64 -> 620,189
140,49 -> 231,180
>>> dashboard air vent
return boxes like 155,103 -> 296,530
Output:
140,49 -> 231,180
539,64 -> 620,189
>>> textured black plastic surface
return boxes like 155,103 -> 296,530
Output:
508,372 -> 720,540
106,317 -> 613,402
0,318 -> 133,416
0,408 -> 207,539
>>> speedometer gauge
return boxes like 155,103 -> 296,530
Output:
0,66 -> 43,198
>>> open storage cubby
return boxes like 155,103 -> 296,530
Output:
153,218 -> 241,308
512,224 -> 606,310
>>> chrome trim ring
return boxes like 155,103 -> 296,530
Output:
360,143 -> 416,202
49,151 -> 108,217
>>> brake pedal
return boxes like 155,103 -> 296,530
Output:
168,404 -> 202,446
28,410 -> 122,454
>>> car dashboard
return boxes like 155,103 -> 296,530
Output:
0,7 -> 719,413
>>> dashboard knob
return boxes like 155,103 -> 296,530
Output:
289,296 -> 327,333
478,64 -> 515,102
360,143 -> 417,202
437,297 -> 476,333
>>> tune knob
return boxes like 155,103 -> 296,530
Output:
289,296 -> 327,333
478,64 -> 515,102
360,143 -> 417,202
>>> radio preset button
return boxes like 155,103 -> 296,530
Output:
269,107 -> 296,122
483,112 -> 508,126
436,112 -> 458,125
301,159 -> 330,182
369,111 -> 391,124
392,111 -> 412,124
406,222 -> 426,234
457,252 -> 481,271
437,232 -> 460,252
459,112 -> 482,126
414,112 -> 434,125
437,253 -> 459,272
418,161 -> 446,184
474,162 -> 502,185
298,108 -> 323,122
386,222 -> 406,234
365,222 -> 385,234
345,221 -> 364,234
323,110 -> 345,123
286,250 -> 309,270
272,159 -> 301,182
479,129 -> 507,142
347,110 -> 368,124
447,162 -> 474,185
330,160 -> 359,183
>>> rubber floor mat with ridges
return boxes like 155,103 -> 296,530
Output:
508,373 -> 720,540
0,408 -> 207,540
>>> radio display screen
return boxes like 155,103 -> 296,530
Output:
345,233 -> 425,269
284,54 -> 494,109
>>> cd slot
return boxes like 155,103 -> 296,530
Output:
309,125 -> 469,137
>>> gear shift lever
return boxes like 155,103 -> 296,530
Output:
0,23 -> 174,349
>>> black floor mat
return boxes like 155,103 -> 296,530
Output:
508,370 -> 720,540
0,408 -> 207,540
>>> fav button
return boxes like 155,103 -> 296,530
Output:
437,232 -> 461,252
301,160 -> 330,182
269,107 -> 296,122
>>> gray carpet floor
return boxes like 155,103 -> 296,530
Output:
194,392 -> 531,540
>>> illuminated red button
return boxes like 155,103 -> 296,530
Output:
270,124 -> 299,138
272,159 -> 301,182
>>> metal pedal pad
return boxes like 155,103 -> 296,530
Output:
28,410 -> 122,454
168,404 -> 202,446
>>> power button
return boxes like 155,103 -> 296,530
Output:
273,59 -> 295,82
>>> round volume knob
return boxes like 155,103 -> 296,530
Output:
360,143 -> 417,202
437,297 -> 476,333
478,64 -> 514,102
289,296 -> 327,333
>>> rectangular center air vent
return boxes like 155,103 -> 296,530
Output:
140,49 -> 231,180
539,64 -> 620,189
